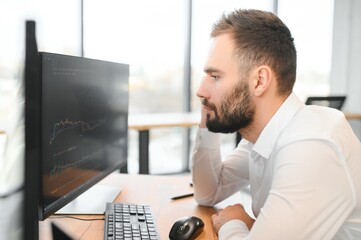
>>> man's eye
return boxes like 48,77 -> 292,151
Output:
211,75 -> 219,81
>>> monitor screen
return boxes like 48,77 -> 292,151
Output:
37,52 -> 129,220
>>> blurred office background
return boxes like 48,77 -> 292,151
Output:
0,0 -> 360,177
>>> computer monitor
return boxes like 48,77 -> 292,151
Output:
25,47 -> 129,225
38,52 -> 129,220
305,96 -> 346,110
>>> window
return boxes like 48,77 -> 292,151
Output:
278,0 -> 334,101
0,0 -> 80,139
84,0 -> 187,173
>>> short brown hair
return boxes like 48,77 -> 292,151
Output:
211,9 -> 297,95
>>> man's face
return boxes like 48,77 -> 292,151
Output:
197,34 -> 255,133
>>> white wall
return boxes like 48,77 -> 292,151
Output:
330,0 -> 361,138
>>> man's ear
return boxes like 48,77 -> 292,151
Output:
251,66 -> 272,97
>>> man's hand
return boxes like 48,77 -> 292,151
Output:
199,103 -> 208,128
211,204 -> 255,233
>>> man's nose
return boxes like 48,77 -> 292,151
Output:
196,79 -> 210,100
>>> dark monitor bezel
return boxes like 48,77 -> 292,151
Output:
24,20 -> 41,240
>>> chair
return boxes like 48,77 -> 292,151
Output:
305,96 -> 347,110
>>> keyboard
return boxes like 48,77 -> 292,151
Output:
104,202 -> 160,240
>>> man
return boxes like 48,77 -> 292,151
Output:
191,9 -> 361,239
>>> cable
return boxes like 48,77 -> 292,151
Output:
50,215 -> 105,221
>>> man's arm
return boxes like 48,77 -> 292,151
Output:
191,107 -> 250,206
214,141 -> 355,239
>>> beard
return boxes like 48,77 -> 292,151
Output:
203,80 -> 255,134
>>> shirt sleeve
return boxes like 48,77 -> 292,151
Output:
218,140 -> 356,240
191,128 -> 250,206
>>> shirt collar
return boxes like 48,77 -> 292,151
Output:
252,92 -> 304,159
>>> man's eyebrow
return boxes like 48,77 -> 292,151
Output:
204,66 -> 223,75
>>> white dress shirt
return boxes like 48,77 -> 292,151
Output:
191,93 -> 361,239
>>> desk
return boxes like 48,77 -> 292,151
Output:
128,112 -> 200,174
345,112 -> 361,120
39,173 -> 245,240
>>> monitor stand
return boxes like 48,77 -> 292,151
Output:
55,185 -> 121,215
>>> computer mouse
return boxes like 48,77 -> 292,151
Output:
169,216 -> 204,240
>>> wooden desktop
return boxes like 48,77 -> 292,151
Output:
39,173 -> 246,240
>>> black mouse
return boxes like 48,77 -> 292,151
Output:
169,216 -> 204,240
